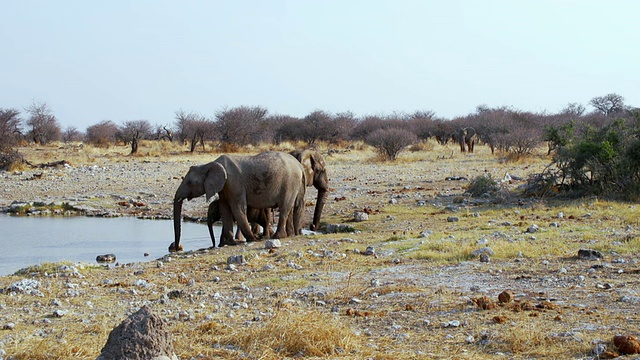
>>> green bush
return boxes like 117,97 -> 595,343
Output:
544,113 -> 640,199
467,174 -> 499,197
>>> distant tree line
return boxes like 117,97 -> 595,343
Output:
1,93 -> 638,169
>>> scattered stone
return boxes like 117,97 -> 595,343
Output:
167,290 -> 183,299
96,254 -> 117,263
525,224 -> 539,233
578,249 -> 603,260
354,211 -> 369,222
265,239 -> 281,249
592,343 -> 607,356
97,306 -> 178,360
620,296 -> 640,304
441,320 -> 461,328
614,335 -> 640,355
53,309 -> 67,318
446,216 -> 459,222
364,246 -> 376,256
471,247 -> 494,257
465,335 -> 475,344
419,229 -> 434,238
227,254 -> 245,265
9,279 -> 43,296
3,322 -> 15,330
498,290 -> 515,304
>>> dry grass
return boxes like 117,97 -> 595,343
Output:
2,141 -> 640,359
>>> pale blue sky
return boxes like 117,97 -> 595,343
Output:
2,1 -> 638,129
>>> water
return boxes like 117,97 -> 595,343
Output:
0,215 -> 219,276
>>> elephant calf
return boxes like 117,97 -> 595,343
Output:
207,199 -> 272,247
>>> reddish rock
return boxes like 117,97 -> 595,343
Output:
614,335 -> 640,355
498,290 -> 514,303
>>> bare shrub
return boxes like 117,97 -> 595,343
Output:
24,101 -> 61,145
174,110 -> 215,152
365,128 -> 417,160
62,126 -> 83,143
215,106 -> 269,147
119,120 -> 153,154
0,150 -> 25,171
86,120 -> 119,147
0,108 -> 22,152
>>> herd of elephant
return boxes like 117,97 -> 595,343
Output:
171,150 -> 328,252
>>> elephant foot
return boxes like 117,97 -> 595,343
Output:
168,242 -> 184,252
218,237 -> 239,247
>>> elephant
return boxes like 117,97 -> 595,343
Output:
172,151 -> 306,252
290,149 -> 329,231
207,199 -> 272,246
455,127 -> 478,153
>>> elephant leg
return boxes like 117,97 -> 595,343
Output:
293,191 -> 305,236
273,204 -> 292,239
207,200 -> 221,248
231,205 -> 258,242
218,197 -> 236,246
247,207 -> 265,240
235,227 -> 245,241
207,214 -> 216,248
285,209 -> 294,237
261,209 -> 273,238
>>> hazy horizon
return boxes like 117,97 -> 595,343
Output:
2,1 -> 639,129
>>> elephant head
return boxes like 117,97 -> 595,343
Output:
291,149 -> 329,231
172,161 -> 227,252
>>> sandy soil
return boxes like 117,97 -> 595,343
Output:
0,146 -> 639,359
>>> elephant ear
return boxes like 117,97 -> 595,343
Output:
300,151 -> 315,184
310,151 -> 325,173
204,162 -> 227,201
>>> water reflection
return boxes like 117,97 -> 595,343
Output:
0,215 -> 218,276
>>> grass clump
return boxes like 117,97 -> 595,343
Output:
220,309 -> 363,358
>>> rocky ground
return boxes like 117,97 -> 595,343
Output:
0,145 -> 639,359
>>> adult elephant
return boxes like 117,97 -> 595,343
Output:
207,199 -> 272,246
171,151 -> 305,251
290,149 -> 329,231
455,127 -> 478,153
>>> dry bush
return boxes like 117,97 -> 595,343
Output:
0,150 -> 26,171
219,309 -> 363,358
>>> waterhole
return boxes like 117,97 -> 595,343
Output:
0,215 -> 218,276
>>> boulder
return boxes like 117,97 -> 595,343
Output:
97,306 -> 177,360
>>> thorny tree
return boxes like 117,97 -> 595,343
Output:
24,101 -> 61,145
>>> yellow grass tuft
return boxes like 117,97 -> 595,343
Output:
219,309 -> 363,358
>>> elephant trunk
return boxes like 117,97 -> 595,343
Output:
171,198 -> 184,252
311,189 -> 327,231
